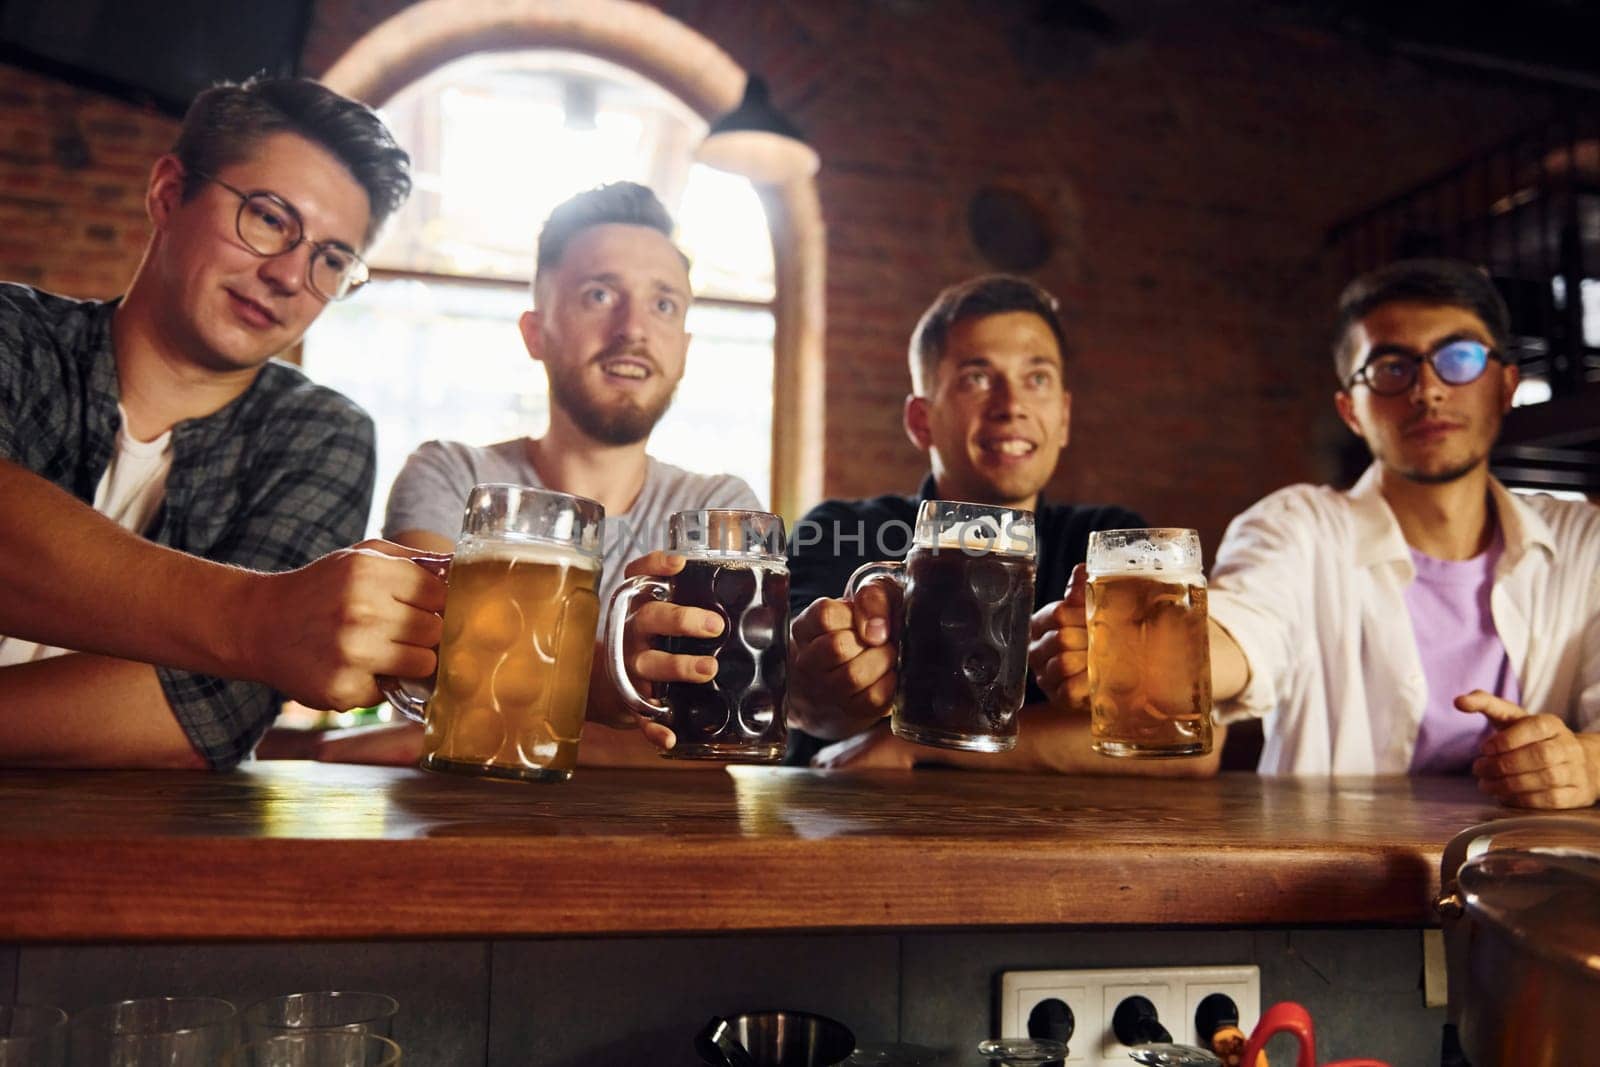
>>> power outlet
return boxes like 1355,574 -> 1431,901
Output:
997,965 -> 1261,1066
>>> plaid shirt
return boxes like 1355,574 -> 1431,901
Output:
0,284 -> 376,768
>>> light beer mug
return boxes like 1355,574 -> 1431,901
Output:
381,483 -> 604,783
1084,527 -> 1213,757
605,509 -> 789,761
846,500 -> 1036,752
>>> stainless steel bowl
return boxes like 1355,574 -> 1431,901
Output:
714,1011 -> 856,1067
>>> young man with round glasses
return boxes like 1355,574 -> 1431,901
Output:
1038,259 -> 1600,807
0,78 -> 449,769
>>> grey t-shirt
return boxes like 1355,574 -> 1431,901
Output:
383,437 -> 763,619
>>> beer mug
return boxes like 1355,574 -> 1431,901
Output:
605,509 -> 789,761
846,500 -> 1036,752
1084,527 -> 1213,757
381,483 -> 604,783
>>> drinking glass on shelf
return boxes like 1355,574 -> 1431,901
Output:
845,1042 -> 943,1065
0,1003 -> 67,1067
69,996 -> 237,1066
242,992 -> 398,1041
223,1032 -> 401,1066
977,1037 -> 1067,1066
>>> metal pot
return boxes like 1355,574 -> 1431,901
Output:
1435,816 -> 1600,1067
696,1011 -> 856,1067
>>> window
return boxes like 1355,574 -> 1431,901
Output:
303,50 -> 777,536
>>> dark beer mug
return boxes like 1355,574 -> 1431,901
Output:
846,500 -> 1037,752
605,509 -> 789,761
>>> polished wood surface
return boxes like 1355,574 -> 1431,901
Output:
1,763 -> 1583,942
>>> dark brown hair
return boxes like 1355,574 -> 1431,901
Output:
908,274 -> 1069,395
534,181 -> 686,286
173,77 -> 411,244
1333,259 -> 1510,381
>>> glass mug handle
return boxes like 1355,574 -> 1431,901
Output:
843,560 -> 906,600
604,575 -> 674,724
377,553 -> 453,723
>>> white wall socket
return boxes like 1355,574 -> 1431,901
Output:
998,965 -> 1261,1066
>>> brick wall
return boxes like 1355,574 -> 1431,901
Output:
0,1 -> 1559,558
0,68 -> 172,296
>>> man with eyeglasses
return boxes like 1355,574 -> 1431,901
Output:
0,78 -> 448,769
1040,258 -> 1600,807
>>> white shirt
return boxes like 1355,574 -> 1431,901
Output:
0,406 -> 173,665
93,407 -> 174,534
1207,465 -> 1600,776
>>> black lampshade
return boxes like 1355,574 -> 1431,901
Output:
695,75 -> 819,184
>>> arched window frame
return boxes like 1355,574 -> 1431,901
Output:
321,0 -> 825,520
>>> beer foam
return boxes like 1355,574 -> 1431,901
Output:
925,519 -> 1035,556
454,537 -> 601,572
1086,529 -> 1203,579
679,549 -> 786,568
1087,547 -> 1202,579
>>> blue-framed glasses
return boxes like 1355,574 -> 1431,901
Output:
1344,339 -> 1503,396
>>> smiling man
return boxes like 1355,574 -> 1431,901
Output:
0,78 -> 449,769
783,274 -> 1213,775
383,182 -> 759,762
1037,259 -> 1600,808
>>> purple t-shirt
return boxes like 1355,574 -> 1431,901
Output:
1403,528 -> 1520,774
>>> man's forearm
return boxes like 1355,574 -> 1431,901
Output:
0,460 -> 255,679
1208,618 -> 1250,703
0,654 -> 206,768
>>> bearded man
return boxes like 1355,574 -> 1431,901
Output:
383,182 -> 758,763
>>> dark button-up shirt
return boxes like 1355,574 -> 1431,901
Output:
784,473 -> 1146,763
0,284 -> 376,768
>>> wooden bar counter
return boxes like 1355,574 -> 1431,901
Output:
4,763 -> 1572,944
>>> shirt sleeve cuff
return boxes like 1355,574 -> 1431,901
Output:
155,666 -> 281,770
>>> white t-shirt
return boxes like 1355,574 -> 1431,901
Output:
1208,465 -> 1600,775
0,406 -> 173,665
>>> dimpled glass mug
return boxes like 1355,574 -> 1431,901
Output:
605,509 -> 789,761
846,500 -> 1037,752
1084,527 -> 1213,758
382,483 -> 604,783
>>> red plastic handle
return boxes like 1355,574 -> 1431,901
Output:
1241,1002 -> 1391,1067
1242,1002 -> 1316,1067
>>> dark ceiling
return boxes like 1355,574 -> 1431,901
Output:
1300,0 -> 1600,88
1004,0 -> 1600,90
